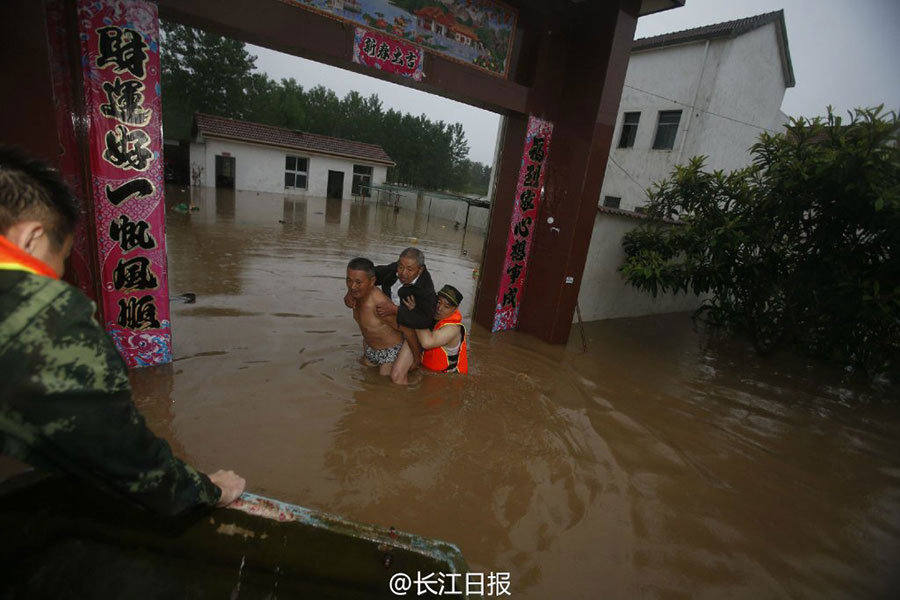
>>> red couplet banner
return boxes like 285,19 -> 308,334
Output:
76,0 -> 171,367
352,27 -> 425,81
493,116 -> 553,332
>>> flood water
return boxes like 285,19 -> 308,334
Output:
129,186 -> 900,599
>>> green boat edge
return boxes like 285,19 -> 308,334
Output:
228,489 -> 470,573
0,471 -> 478,598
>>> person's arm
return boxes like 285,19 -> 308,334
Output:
373,262 -> 395,288
375,300 -> 399,318
3,291 -> 243,516
398,287 -> 436,329
415,323 -> 460,350
372,263 -> 400,316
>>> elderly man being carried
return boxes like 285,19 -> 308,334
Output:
399,284 -> 469,380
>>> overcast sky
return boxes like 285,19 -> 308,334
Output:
249,0 -> 900,164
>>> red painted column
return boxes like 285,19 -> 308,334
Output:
1,0 -> 171,367
44,0 -> 100,304
1,0 -> 100,303
474,0 -> 641,344
474,114 -> 527,331
0,1 -> 59,164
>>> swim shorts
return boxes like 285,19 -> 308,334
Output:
365,341 -> 403,365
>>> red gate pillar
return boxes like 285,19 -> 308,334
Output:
1,0 -> 100,304
474,0 -> 641,344
1,0 -> 173,368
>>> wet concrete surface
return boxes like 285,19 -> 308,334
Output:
129,186 -> 900,599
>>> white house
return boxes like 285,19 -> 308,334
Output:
189,113 -> 394,200
579,10 -> 796,322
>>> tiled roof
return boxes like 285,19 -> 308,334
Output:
415,6 -> 455,27
597,204 -> 681,225
598,204 -> 650,220
193,113 -> 395,166
633,10 -> 795,87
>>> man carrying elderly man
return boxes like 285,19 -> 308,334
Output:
345,247 -> 437,384
345,248 -> 468,384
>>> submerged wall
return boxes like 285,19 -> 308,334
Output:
577,210 -> 705,322
367,190 -> 490,231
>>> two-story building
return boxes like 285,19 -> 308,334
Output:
579,10 -> 796,321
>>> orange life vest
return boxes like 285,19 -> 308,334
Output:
0,235 -> 59,279
421,309 -> 468,374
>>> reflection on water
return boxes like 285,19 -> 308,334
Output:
132,186 -> 900,599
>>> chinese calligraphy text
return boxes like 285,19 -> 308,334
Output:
78,0 -> 171,367
492,116 -> 554,332
352,28 -> 425,82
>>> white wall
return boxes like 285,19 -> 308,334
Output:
600,24 -> 788,212
577,211 -> 705,322
189,136 -> 390,200
362,190 -> 490,231
373,165 -> 388,187
189,142 -> 206,183
691,23 -> 789,170
600,41 -> 712,211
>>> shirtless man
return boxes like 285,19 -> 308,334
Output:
346,257 -> 404,376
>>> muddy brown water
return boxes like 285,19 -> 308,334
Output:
127,187 -> 900,598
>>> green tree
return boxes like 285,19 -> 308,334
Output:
456,159 -> 492,195
303,86 -> 342,136
447,122 -> 470,189
620,107 -> 900,374
160,22 -> 478,192
160,20 -> 258,139
244,74 -> 285,127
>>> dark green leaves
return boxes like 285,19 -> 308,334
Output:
621,107 -> 900,374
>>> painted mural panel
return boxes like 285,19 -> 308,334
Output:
282,0 -> 516,78
493,116 -> 553,332
76,0 -> 172,367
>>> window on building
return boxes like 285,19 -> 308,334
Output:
634,205 -> 647,214
617,112 -> 640,148
351,164 -> 374,196
603,196 -> 621,209
284,155 -> 308,189
652,110 -> 682,150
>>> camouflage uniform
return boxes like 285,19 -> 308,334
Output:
0,269 -> 221,515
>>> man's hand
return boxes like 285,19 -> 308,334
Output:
343,291 -> 357,309
209,469 -> 246,507
375,301 -> 399,318
402,295 -> 416,311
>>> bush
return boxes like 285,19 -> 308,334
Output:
620,107 -> 900,375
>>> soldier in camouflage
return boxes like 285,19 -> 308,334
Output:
0,147 -> 245,515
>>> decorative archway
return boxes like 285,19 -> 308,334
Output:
0,0 -> 683,366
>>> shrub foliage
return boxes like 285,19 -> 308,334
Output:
621,107 -> 900,374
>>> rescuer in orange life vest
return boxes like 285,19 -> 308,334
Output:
401,284 -> 468,374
